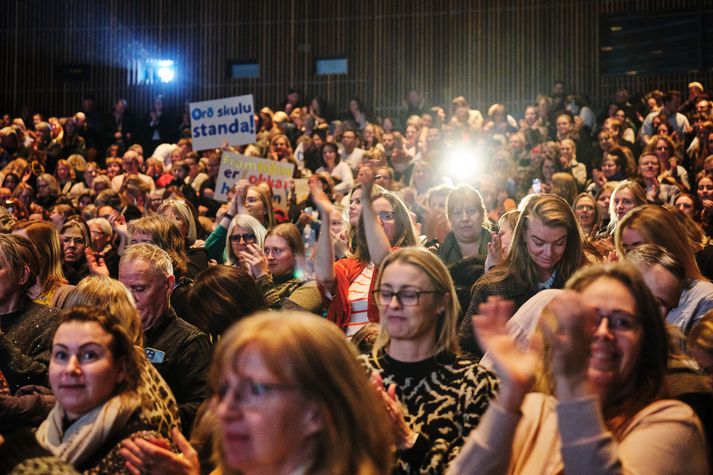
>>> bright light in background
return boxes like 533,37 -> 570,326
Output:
156,60 -> 175,83
442,146 -> 483,183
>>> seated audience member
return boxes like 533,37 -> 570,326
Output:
317,142 -> 354,196
13,220 -> 74,306
312,170 -> 418,336
240,223 -> 323,313
127,215 -> 194,316
460,194 -> 586,356
203,188 -> 267,265
663,203 -> 713,280
120,312 -> 394,475
186,266 -> 266,342
111,150 -> 155,193
616,204 -> 713,335
449,263 -> 709,475
0,234 -> 59,392
86,217 -> 119,276
636,153 -> 681,205
119,243 -> 211,432
606,179 -> 647,234
364,248 -> 497,474
157,198 -> 209,277
64,276 -> 181,437
58,218 -> 92,285
34,306 -> 164,472
572,192 -> 601,241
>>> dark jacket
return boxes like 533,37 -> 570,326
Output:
0,299 -> 59,392
458,273 -> 540,357
143,307 -> 211,434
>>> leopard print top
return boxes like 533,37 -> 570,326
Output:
363,351 -> 498,474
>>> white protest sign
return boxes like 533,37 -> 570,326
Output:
189,95 -> 256,151
216,151 -> 295,210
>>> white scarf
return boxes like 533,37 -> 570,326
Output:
35,392 -> 139,467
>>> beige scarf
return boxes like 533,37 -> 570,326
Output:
35,392 -> 139,467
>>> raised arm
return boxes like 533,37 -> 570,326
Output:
310,178 -> 336,294
358,167 -> 392,265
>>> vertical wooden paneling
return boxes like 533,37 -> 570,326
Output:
2,0 -> 712,119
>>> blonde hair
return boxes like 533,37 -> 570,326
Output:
64,275 -> 142,346
210,312 -> 393,474
614,204 -> 705,281
371,248 -> 460,357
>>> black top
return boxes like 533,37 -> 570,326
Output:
363,352 -> 498,474
143,307 -> 211,434
0,299 -> 59,392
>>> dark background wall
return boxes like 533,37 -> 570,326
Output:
1,0 -> 712,118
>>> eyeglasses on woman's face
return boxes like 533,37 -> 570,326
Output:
372,288 -> 440,306
215,378 -> 297,410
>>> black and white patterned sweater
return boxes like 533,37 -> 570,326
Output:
363,351 -> 498,474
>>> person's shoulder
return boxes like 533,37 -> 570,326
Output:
631,399 -> 701,426
170,316 -> 210,342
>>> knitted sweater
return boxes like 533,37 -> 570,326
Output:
363,352 -> 498,474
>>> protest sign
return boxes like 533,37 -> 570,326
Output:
215,151 -> 295,210
189,95 -> 256,151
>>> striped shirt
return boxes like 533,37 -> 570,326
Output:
346,263 -> 375,337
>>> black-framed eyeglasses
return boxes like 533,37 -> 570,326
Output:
595,308 -> 640,333
372,288 -> 440,306
229,233 -> 256,244
377,211 -> 395,222
215,378 -> 298,409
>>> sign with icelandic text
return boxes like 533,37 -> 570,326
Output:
215,151 -> 295,210
189,95 -> 256,151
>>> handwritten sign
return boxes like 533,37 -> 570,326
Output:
216,151 -> 295,210
189,95 -> 256,151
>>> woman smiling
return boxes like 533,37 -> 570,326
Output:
449,263 -> 709,474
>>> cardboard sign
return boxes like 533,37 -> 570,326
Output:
215,151 -> 295,210
189,95 -> 256,151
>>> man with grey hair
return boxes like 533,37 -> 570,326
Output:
626,243 -> 713,334
119,243 -> 210,432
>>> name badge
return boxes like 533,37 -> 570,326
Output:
145,347 -> 165,364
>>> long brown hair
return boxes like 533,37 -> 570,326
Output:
490,194 -> 585,287
565,263 -> 668,433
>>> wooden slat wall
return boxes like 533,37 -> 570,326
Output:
1,0 -> 711,119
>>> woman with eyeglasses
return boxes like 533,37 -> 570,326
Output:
239,223 -> 323,313
312,168 -> 418,336
59,218 -> 92,285
572,192 -> 601,239
459,194 -> 587,356
117,311 -> 394,475
449,263 -> 709,475
363,247 -> 497,474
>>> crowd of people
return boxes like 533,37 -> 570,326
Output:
0,81 -> 712,474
